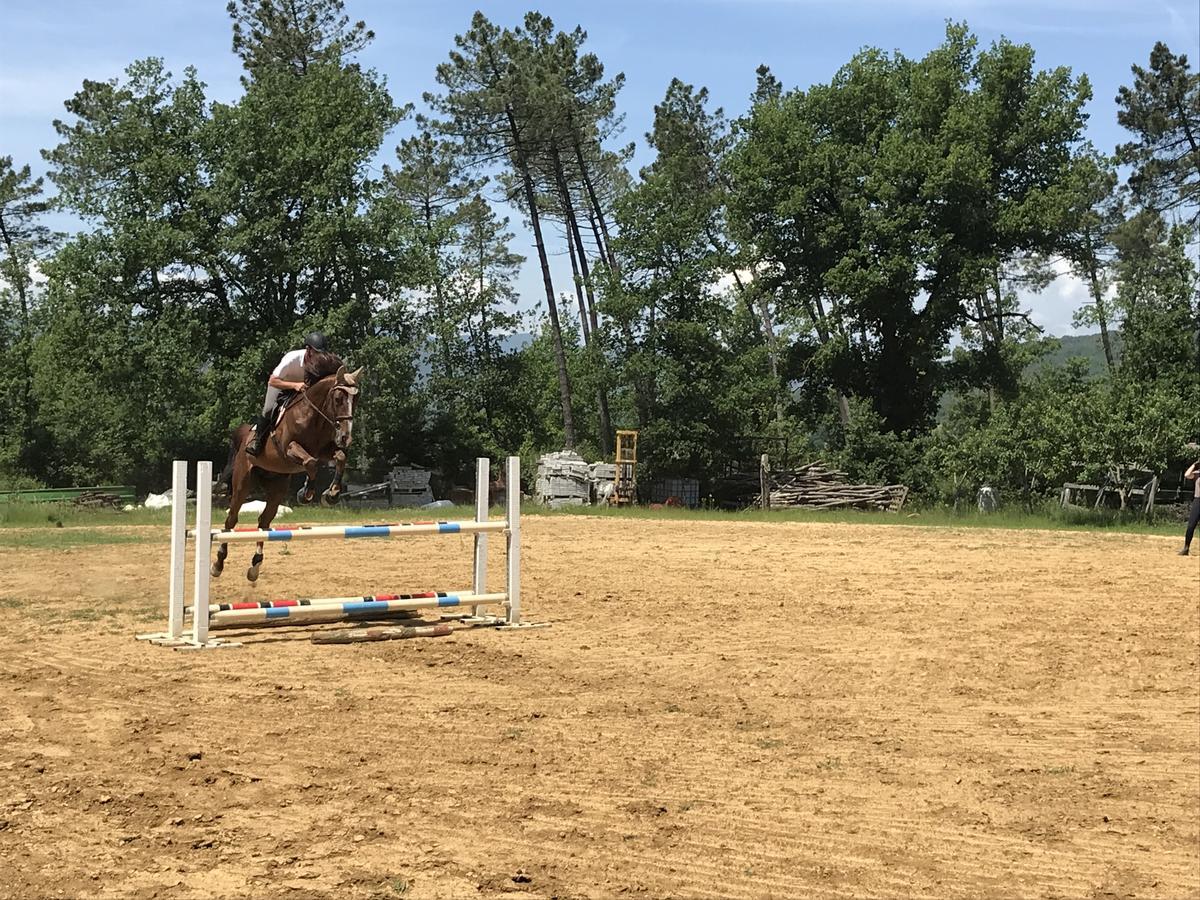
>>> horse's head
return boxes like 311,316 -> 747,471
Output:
329,365 -> 365,451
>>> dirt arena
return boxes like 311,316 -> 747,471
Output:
1,515 -> 1197,899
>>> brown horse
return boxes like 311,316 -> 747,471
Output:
213,354 -> 364,582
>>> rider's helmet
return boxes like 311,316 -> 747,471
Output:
303,331 -> 328,352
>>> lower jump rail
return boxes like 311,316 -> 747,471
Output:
207,591 -> 508,628
206,519 -> 508,543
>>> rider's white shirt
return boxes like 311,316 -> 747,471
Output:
271,349 -> 307,384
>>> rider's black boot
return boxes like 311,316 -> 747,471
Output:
246,413 -> 271,456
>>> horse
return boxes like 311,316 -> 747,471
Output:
212,352 -> 364,582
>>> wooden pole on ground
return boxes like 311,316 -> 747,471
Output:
312,623 -> 454,644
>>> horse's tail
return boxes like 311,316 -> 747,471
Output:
216,424 -> 252,495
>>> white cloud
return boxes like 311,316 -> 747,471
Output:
1019,259 -> 1120,337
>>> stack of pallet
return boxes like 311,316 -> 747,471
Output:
754,461 -> 908,512
535,451 -> 592,507
390,466 -> 434,507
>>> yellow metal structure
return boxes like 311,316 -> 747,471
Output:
613,430 -> 638,505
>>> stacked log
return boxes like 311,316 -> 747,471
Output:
751,461 -> 908,512
74,490 -> 124,508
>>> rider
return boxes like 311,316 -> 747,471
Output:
246,331 -> 329,456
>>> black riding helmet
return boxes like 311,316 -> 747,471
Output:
303,331 -> 328,351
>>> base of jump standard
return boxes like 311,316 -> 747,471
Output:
137,456 -> 546,650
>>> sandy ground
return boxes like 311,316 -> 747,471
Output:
0,515 -> 1197,899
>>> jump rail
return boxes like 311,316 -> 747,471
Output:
138,456 -> 536,650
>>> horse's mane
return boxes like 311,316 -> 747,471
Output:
304,350 -> 345,386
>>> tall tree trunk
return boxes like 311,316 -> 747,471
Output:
584,205 -> 606,274
1083,233 -> 1115,371
729,268 -> 783,423
757,291 -> 785,424
423,198 -> 453,378
552,146 -> 601,336
559,169 -> 613,455
566,231 -> 613,454
571,131 -> 618,273
0,215 -> 33,442
478,235 -> 492,364
564,227 -> 591,344
505,111 -> 575,448
553,144 -> 611,453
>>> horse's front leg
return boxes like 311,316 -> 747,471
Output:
247,477 -> 286,583
212,484 -> 246,579
285,441 -> 319,505
321,449 -> 348,507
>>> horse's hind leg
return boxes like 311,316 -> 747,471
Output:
247,476 -> 286,583
213,454 -> 250,578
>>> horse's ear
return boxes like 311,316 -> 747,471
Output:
335,365 -> 347,383
345,366 -> 365,386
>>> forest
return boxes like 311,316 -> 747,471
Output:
1,0 -> 1197,508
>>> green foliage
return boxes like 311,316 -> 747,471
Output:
831,399 -> 931,492
1116,42 -> 1200,227
0,156 -> 56,479
728,23 -> 1094,433
228,0 -> 374,76
1111,210 -> 1200,385
603,79 -> 780,483
2,7 -> 1196,518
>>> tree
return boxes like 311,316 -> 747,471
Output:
426,12 -> 577,448
27,3 -> 423,487
1111,210 -> 1200,385
0,158 -> 55,476
385,130 -> 480,378
228,0 -> 373,76
728,24 -> 1093,434
1116,42 -> 1200,228
929,361 -> 1097,508
1056,150 -> 1123,370
605,79 -> 778,482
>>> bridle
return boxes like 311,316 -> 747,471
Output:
301,383 -> 356,431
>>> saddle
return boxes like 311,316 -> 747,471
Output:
272,390 -> 302,427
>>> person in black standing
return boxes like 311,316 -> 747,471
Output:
1180,457 -> 1200,556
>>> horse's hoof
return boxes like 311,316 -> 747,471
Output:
211,562 -> 223,578
296,488 -> 316,506
320,491 -> 340,508
247,566 -> 259,583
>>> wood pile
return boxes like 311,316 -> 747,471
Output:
752,461 -> 909,512
73,490 -> 124,508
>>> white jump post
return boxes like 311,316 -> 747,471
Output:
166,460 -> 187,640
139,455 -> 538,650
471,456 -> 488,618
506,454 -> 521,626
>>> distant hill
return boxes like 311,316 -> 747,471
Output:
1028,332 -> 1120,376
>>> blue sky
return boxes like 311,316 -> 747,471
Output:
3,0 -> 1197,335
